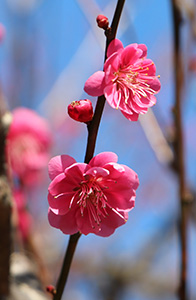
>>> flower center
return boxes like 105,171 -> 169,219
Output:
113,61 -> 159,109
54,176 -> 127,229
76,180 -> 108,228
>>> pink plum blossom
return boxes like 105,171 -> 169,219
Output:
48,152 -> 139,237
84,39 -> 161,121
6,107 -> 52,185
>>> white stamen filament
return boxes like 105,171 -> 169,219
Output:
113,62 -> 158,106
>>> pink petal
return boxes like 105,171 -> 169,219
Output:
104,84 -> 119,108
48,173 -> 78,197
136,59 -> 156,76
75,205 -> 127,237
48,173 -> 67,196
138,44 -> 147,58
48,192 -> 74,215
85,167 -> 110,178
75,208 -> 101,235
135,95 -> 156,108
104,52 -> 120,83
65,163 -> 87,183
120,45 -> 143,68
107,38 -> 123,57
149,95 -> 157,105
48,155 -> 76,180
89,152 -> 118,168
103,162 -> 125,178
131,100 -> 148,114
121,109 -> 139,121
104,164 -> 139,210
48,208 -> 78,235
84,71 -> 105,96
148,78 -> 161,93
95,209 -> 128,237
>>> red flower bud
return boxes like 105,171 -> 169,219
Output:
67,99 -> 93,123
46,285 -> 56,295
96,15 -> 109,30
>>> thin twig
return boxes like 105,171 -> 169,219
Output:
84,0 -> 125,164
53,232 -> 81,300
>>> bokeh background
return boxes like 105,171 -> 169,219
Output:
0,0 -> 196,299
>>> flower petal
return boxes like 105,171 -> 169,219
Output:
138,44 -> 147,58
107,38 -> 123,57
48,208 -> 78,235
65,163 -> 88,182
84,71 -> 105,96
95,209 -> 128,237
104,84 -> 121,108
85,167 -> 110,179
48,192 -> 74,215
121,109 -> 139,121
89,152 -> 118,168
120,44 -> 143,67
48,155 -> 76,180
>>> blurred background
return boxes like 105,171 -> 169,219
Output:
0,0 -> 196,299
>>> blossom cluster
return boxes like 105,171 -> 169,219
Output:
48,27 -> 161,237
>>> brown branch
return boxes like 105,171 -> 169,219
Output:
0,86 -> 12,297
171,1 -> 190,299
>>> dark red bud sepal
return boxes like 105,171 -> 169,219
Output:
67,99 -> 93,124
96,15 -> 109,30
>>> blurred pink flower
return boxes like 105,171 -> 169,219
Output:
13,189 -> 32,241
6,107 -> 52,185
48,152 -> 139,237
0,23 -> 5,43
84,39 -> 161,121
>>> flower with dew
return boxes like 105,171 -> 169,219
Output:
48,152 -> 139,237
84,39 -> 161,121
6,107 -> 52,185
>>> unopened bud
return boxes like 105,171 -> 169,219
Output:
68,99 -> 93,123
46,285 -> 56,295
96,15 -> 109,30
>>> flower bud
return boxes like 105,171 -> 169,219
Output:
96,15 -> 109,30
46,285 -> 56,295
67,99 -> 93,123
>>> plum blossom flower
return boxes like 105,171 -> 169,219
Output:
48,152 -> 139,237
6,107 -> 52,185
84,39 -> 161,121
